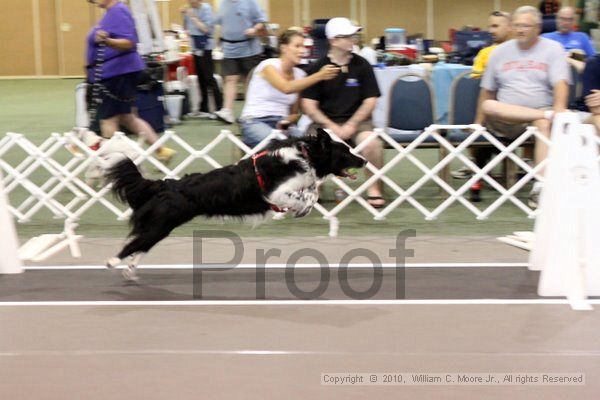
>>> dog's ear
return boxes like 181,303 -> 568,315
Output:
316,128 -> 333,146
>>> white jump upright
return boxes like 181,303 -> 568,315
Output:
529,112 -> 600,310
0,169 -> 23,274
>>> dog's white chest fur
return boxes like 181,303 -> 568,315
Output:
265,148 -> 319,218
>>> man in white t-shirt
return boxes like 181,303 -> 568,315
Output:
479,5 -> 570,207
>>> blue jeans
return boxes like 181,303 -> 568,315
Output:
241,116 -> 303,148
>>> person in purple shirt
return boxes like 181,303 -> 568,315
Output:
542,6 -> 596,60
86,0 -> 175,163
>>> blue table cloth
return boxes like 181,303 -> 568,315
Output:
431,63 -> 473,124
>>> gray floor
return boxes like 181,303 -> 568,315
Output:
1,236 -> 599,399
0,267 -> 560,301
20,235 -> 530,265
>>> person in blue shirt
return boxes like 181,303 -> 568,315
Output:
542,6 -> 596,59
212,0 -> 268,124
183,0 -> 223,118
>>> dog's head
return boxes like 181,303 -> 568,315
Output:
303,129 -> 366,179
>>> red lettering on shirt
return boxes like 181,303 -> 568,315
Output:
501,60 -> 548,72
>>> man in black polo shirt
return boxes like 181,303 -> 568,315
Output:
302,18 -> 385,208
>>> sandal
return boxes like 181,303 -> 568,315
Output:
367,196 -> 386,209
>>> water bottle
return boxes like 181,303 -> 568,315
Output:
376,49 -> 385,69
415,38 -> 424,62
334,189 -> 346,204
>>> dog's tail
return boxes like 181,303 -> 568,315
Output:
106,158 -> 164,210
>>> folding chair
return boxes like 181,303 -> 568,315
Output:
386,73 -> 437,143
386,73 -> 455,184
448,71 -> 480,127
449,71 -> 533,188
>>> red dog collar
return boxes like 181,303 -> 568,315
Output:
89,142 -> 101,151
251,151 -> 286,213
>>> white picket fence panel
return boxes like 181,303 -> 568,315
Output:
2,125 -> 596,236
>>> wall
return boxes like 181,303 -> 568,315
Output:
0,1 -> 560,77
0,0 -> 36,76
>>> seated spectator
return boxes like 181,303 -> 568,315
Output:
479,6 -> 570,208
301,18 -> 385,208
542,6 -> 596,71
472,11 -> 513,78
574,53 -> 600,132
452,11 -> 512,183
240,29 -> 339,148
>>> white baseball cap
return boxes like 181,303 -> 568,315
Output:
325,17 -> 362,39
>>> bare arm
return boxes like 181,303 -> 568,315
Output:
96,30 -> 134,51
568,57 -> 586,74
261,65 -> 339,94
346,97 -> 377,126
301,98 -> 337,128
286,100 -> 301,124
104,38 -> 134,51
553,80 -> 569,112
244,22 -> 266,37
475,89 -> 497,124
187,13 -> 210,34
585,89 -> 600,115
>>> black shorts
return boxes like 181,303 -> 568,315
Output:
97,71 -> 139,120
221,55 -> 262,77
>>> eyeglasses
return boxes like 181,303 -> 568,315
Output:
513,23 -> 536,29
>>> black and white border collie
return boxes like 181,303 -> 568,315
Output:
105,129 -> 366,280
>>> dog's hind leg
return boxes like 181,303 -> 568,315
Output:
116,225 -> 176,261
122,252 -> 144,281
106,237 -> 144,270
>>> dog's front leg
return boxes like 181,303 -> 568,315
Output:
271,188 -> 317,218
106,256 -> 121,269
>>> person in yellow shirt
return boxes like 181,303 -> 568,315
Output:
454,11 -> 513,182
471,45 -> 498,77
471,11 -> 513,78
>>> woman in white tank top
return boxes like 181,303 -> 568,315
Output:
240,29 -> 339,147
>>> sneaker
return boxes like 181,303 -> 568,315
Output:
155,146 -> 176,164
214,108 -> 235,124
189,111 -> 217,120
334,189 -> 347,204
451,166 -> 473,179
528,185 -> 541,209
470,181 -> 482,202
